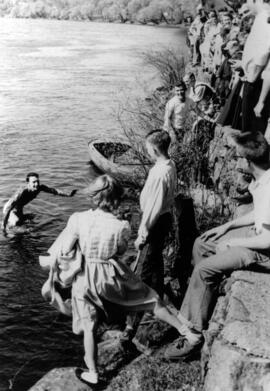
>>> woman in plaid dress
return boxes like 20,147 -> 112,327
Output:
60,175 -> 184,385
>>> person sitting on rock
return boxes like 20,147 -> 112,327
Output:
165,129 -> 270,361
45,175 -> 185,386
2,172 -> 77,234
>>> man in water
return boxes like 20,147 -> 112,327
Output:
163,81 -> 189,143
1,172 -> 77,234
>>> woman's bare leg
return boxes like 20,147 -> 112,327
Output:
82,323 -> 98,384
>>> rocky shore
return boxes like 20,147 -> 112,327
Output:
29,268 -> 270,391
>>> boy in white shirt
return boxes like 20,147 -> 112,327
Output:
121,130 -> 177,343
135,130 -> 177,295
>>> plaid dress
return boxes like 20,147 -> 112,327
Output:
64,209 -> 159,334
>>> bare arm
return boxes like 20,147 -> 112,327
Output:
40,184 -> 77,197
226,227 -> 270,250
163,100 -> 174,132
2,189 -> 22,231
245,63 -> 264,83
254,74 -> 270,117
201,210 -> 254,241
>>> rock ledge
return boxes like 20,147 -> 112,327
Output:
203,270 -> 270,391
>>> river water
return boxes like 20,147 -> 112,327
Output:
0,18 -> 185,390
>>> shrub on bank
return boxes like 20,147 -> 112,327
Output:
118,47 -> 234,233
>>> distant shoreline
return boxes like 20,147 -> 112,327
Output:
1,15 -> 185,28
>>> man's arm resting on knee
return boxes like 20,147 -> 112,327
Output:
201,211 -> 255,241
219,226 -> 270,251
40,184 -> 77,197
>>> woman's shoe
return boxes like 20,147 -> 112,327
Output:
81,370 -> 98,384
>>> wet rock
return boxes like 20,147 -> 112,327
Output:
28,367 -> 90,391
135,318 -> 178,347
98,338 -> 140,376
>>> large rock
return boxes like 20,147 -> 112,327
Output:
203,271 -> 270,391
29,319 -> 201,391
106,346 -> 202,391
28,367 -> 90,391
29,338 -> 140,390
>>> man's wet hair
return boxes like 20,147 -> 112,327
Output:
26,172 -> 39,182
229,130 -> 270,165
146,129 -> 171,154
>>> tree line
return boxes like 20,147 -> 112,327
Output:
0,0 -> 188,24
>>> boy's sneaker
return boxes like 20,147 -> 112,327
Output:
164,336 -> 203,361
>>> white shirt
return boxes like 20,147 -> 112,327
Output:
138,159 -> 177,241
249,169 -> 270,233
242,9 -> 270,82
163,96 -> 188,131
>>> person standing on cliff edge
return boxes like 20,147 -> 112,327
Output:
1,172 -> 77,234
165,128 -> 270,361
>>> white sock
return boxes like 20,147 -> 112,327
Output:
81,370 -> 98,384
185,329 -> 202,345
178,325 -> 202,345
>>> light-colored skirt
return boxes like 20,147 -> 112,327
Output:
71,257 -> 160,334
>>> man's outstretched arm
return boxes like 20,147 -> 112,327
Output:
40,185 -> 77,197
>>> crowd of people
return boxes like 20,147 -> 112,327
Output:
2,0 -> 270,387
185,1 -> 270,138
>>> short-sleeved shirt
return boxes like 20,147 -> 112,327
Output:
242,9 -> 270,82
249,169 -> 270,233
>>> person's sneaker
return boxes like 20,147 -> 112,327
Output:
164,337 -> 203,361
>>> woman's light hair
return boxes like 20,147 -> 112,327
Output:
88,175 -> 124,212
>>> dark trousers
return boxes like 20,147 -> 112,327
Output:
125,213 -> 172,332
140,212 -> 172,297
242,79 -> 270,134
179,226 -> 270,332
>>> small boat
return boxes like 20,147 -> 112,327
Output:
88,137 -> 150,187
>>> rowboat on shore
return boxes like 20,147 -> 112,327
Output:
88,137 -> 150,187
